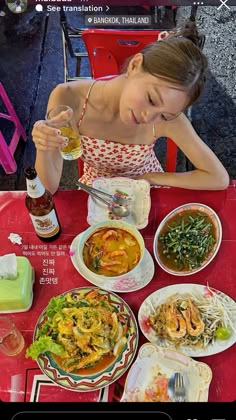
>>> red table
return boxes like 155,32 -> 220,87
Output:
0,185 -> 236,403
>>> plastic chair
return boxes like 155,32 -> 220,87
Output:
81,28 -> 169,79
81,28 -> 177,173
0,82 -> 27,174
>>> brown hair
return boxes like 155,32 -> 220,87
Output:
133,21 -> 208,107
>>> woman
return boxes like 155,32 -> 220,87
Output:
32,21 -> 229,194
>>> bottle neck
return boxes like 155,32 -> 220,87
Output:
26,175 -> 45,198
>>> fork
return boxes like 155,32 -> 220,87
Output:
174,372 -> 186,402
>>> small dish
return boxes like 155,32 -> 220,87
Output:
70,232 -> 155,293
153,203 -> 222,276
87,177 -> 151,229
121,343 -> 212,402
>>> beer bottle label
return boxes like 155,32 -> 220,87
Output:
29,210 -> 60,238
26,177 -> 45,198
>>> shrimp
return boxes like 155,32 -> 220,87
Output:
100,259 -> 122,267
108,250 -> 127,258
100,250 -> 127,269
102,229 -> 118,241
103,263 -> 129,274
166,301 -> 187,339
86,289 -> 99,300
182,299 -> 205,336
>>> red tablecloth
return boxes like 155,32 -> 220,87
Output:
0,185 -> 236,402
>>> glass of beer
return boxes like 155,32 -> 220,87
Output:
0,316 -> 25,357
46,105 -> 83,160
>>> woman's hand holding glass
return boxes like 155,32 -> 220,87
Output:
32,105 -> 83,160
46,105 -> 82,160
32,119 -> 69,152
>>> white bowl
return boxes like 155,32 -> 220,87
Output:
153,203 -> 222,276
77,220 -> 145,282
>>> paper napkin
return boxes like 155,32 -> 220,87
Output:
0,253 -> 18,279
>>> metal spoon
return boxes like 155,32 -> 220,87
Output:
77,181 -> 130,218
109,203 -> 130,218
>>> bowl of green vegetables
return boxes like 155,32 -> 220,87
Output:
153,203 -> 222,276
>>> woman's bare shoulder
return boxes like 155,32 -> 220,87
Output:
154,113 -> 194,140
58,79 -> 95,99
50,79 -> 95,114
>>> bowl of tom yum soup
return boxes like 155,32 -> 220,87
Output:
77,220 -> 145,281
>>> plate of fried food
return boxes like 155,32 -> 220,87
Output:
138,284 -> 236,357
153,203 -> 222,276
25,287 -> 138,391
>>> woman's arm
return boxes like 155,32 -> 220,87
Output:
32,82 -> 81,194
141,113 -> 229,190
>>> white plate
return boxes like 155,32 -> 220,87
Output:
87,177 -> 151,229
121,343 -> 212,402
153,203 -> 222,276
138,284 -> 236,357
70,233 -> 155,293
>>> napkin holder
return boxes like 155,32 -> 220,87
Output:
0,256 -> 35,313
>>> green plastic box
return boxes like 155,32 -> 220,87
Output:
0,256 -> 34,313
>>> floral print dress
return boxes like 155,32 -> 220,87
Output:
78,81 -> 163,185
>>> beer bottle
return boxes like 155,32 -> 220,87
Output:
24,166 -> 61,242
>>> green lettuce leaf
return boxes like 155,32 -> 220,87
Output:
25,336 -> 65,360
37,295 -> 67,338
46,295 -> 67,320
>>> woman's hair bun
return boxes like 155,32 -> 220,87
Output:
170,20 -> 205,50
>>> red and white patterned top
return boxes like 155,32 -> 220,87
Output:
78,81 -> 163,185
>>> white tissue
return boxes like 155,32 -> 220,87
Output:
0,253 -> 17,279
8,233 -> 22,245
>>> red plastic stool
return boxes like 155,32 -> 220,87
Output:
0,82 -> 27,174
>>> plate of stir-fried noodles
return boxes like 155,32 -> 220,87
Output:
26,287 -> 138,391
138,284 -> 236,357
